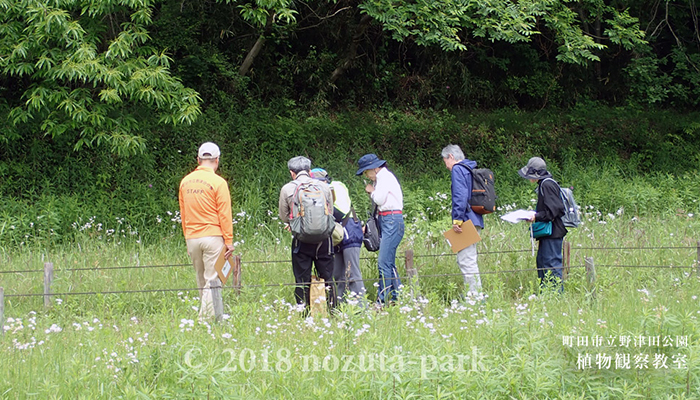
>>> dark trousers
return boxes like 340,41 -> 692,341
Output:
536,237 -> 564,292
292,238 -> 336,309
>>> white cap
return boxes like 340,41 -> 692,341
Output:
198,142 -> 220,159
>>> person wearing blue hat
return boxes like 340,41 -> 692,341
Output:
356,154 -> 404,305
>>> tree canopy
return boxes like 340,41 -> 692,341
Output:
1,0 -> 698,154
0,0 -> 201,155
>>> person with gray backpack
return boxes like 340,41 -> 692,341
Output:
519,157 -> 568,293
279,156 -> 336,310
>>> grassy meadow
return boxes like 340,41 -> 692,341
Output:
2,189 -> 700,399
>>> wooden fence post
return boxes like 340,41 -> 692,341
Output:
405,249 -> 418,297
43,262 -> 54,308
585,257 -> 596,296
696,241 -> 700,276
0,287 -> 5,337
232,255 -> 241,295
563,241 -> 571,281
211,277 -> 224,323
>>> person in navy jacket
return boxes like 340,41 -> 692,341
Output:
441,145 -> 485,295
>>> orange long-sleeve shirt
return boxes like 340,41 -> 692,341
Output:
178,166 -> 233,245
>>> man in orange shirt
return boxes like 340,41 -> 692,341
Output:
179,142 -> 234,320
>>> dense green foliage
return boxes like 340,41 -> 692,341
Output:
1,2 -> 699,396
1,0 -> 699,154
1,105 -> 699,247
0,0 -> 202,154
0,0 -> 699,248
143,0 -> 697,110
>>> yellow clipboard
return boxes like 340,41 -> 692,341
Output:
214,246 -> 234,285
443,220 -> 481,253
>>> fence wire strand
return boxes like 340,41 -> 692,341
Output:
1,243 -> 697,298
1,244 -> 696,275
7,262 -> 695,299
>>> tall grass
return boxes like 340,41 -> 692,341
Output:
2,206 -> 700,398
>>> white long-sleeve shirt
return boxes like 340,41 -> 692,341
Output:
371,168 -> 403,211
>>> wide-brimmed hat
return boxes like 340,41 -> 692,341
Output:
518,157 -> 548,180
310,168 -> 330,182
356,154 -> 386,175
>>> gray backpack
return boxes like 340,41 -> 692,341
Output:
542,178 -> 581,228
289,181 -> 336,243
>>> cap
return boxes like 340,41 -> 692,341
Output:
310,168 -> 330,182
198,142 -> 220,159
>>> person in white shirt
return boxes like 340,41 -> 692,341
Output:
356,154 -> 404,305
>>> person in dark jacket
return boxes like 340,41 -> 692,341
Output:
441,145 -> 485,295
519,157 -> 567,292
310,168 -> 367,304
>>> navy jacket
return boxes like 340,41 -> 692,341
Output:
535,175 -> 567,239
451,160 -> 484,229
333,207 -> 363,250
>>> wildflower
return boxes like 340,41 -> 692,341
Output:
45,324 -> 62,334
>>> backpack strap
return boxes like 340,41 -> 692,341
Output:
539,177 -> 560,195
341,206 -> 359,227
451,162 -> 474,212
289,181 -> 305,220
539,178 -> 567,208
453,162 -> 473,175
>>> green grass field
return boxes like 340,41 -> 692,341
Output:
1,202 -> 700,398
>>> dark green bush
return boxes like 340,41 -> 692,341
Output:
1,105 -> 698,247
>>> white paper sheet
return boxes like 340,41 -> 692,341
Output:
221,260 -> 232,277
500,210 -> 536,224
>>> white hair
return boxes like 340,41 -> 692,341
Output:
441,144 -> 464,161
287,156 -> 311,173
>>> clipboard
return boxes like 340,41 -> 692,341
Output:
214,246 -> 234,285
443,220 -> 481,253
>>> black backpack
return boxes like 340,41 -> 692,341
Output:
363,206 -> 381,252
457,164 -> 496,215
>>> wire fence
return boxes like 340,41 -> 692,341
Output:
1,242 -> 698,301
0,267 -> 576,299
2,244 -> 696,275
3,262 -> 697,300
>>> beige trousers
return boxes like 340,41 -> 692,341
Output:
186,236 -> 224,319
